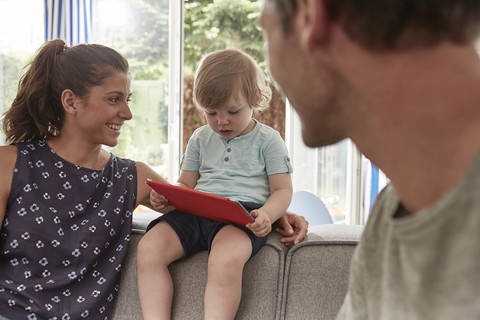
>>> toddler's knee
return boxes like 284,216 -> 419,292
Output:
137,237 -> 153,263
209,251 -> 248,273
137,236 -> 151,254
137,235 -> 165,267
137,226 -> 183,268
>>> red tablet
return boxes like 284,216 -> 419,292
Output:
146,179 -> 255,226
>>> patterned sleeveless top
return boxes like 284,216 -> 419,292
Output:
0,140 -> 137,320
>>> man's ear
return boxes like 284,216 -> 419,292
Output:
61,89 -> 78,115
296,0 -> 330,52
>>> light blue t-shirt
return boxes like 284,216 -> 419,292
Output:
180,120 -> 293,204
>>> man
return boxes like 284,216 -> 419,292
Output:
259,0 -> 480,319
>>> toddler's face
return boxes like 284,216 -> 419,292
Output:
204,93 -> 254,140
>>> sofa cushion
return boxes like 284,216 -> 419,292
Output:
111,212 -> 289,320
281,224 -> 363,320
169,231 -> 288,320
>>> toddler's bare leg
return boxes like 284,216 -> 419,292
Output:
137,221 -> 184,320
204,225 -> 253,320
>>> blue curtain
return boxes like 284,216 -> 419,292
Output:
45,0 -> 92,44
369,163 -> 379,211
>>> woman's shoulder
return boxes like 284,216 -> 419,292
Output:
112,153 -> 137,166
0,145 -> 18,201
0,144 -> 18,168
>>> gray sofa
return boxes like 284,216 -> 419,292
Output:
111,212 -> 363,320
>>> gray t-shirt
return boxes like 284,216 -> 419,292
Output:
337,149 -> 480,320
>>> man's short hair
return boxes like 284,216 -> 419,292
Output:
273,0 -> 480,51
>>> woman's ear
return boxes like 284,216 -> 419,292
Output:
296,0 -> 331,52
61,89 -> 78,115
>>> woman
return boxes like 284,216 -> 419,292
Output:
0,39 -> 307,320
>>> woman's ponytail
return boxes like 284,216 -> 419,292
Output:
2,39 -> 67,143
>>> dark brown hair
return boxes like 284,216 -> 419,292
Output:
272,0 -> 480,51
2,39 -> 129,143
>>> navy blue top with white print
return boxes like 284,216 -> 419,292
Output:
0,140 -> 137,320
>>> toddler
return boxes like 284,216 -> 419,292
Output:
137,48 -> 293,319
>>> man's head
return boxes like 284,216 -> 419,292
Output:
259,0 -> 480,148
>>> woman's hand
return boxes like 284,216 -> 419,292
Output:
275,212 -> 308,246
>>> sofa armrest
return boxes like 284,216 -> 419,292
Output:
281,224 -> 363,320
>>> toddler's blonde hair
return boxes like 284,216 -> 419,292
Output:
193,49 -> 272,113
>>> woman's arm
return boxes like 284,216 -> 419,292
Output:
0,145 -> 18,229
135,161 -> 169,209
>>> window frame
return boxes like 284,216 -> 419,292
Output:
167,0 -> 184,183
285,100 -> 364,224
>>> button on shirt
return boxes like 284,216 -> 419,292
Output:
180,120 -> 293,204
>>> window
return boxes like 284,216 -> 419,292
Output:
286,102 -> 388,224
183,0 -> 388,225
92,0 -> 182,183
183,0 -> 284,148
0,1 -> 183,186
0,0 -> 44,143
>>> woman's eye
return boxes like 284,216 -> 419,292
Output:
109,97 -> 119,103
229,111 -> 239,115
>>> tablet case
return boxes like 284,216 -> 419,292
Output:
146,179 -> 255,226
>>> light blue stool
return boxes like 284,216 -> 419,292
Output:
288,190 -> 333,227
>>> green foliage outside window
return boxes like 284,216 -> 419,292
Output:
97,0 -> 170,168
183,0 -> 286,149
184,0 -> 265,74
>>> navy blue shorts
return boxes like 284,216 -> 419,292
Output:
146,202 -> 268,259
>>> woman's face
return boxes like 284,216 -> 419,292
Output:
73,72 -> 133,147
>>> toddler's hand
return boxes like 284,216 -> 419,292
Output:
246,209 -> 272,237
150,189 -> 169,210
